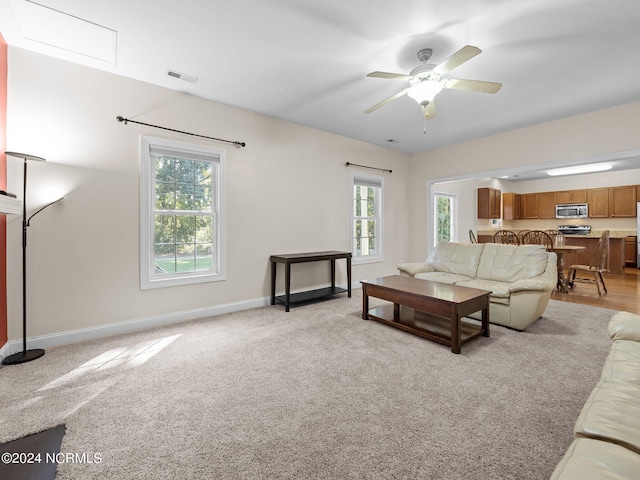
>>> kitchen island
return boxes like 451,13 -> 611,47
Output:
476,230 -> 629,274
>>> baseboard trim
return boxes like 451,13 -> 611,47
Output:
2,296 -> 271,356
2,283 -> 362,356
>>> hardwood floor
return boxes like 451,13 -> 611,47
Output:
551,267 -> 640,314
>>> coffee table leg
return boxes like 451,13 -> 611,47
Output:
362,286 -> 369,320
451,313 -> 461,354
393,303 -> 400,322
482,305 -> 490,337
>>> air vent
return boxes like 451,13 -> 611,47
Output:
166,69 -> 198,84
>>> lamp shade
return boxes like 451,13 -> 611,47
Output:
406,80 -> 444,105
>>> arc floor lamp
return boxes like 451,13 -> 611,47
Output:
2,151 -> 63,365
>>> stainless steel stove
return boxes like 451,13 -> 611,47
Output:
557,225 -> 591,235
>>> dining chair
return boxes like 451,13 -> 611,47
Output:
545,229 -> 565,246
520,230 -> 554,249
517,230 -> 530,242
469,230 -> 477,243
567,230 -> 610,295
492,230 -> 520,245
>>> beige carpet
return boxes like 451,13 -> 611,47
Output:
0,292 -> 615,479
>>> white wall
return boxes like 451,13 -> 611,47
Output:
408,101 -> 640,260
5,48 -> 410,345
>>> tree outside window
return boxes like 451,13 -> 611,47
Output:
434,192 -> 455,245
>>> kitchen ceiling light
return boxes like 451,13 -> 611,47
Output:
547,163 -> 612,176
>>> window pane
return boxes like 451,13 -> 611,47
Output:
175,216 -> 196,244
353,218 -> 377,256
173,183 -> 192,210
435,194 -> 454,244
176,244 -> 196,272
196,243 -> 213,272
155,157 -> 175,183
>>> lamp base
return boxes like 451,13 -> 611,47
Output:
2,348 -> 45,365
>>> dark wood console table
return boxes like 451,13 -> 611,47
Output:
270,251 -> 352,311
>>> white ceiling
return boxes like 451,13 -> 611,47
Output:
2,0 -> 640,160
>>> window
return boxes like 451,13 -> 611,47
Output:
434,192 -> 456,245
352,174 -> 383,263
140,136 -> 226,289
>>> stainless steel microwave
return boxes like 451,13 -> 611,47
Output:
555,203 -> 588,219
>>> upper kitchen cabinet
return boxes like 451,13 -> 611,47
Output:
609,185 -> 637,217
521,193 -> 538,219
588,188 -> 610,218
537,191 -> 557,219
502,192 -> 521,220
477,187 -> 501,219
556,189 -> 587,204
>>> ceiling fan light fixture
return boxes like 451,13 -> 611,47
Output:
406,80 -> 444,105
546,163 -> 613,176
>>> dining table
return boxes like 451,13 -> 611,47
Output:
548,244 -> 587,293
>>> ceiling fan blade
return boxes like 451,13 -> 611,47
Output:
364,89 -> 408,113
443,78 -> 502,94
432,45 -> 482,75
367,71 -> 413,80
422,100 -> 436,120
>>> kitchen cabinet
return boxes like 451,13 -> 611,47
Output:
477,187 -> 501,219
609,185 -> 637,217
502,192 -> 521,220
557,189 -> 587,204
537,191 -> 557,219
521,193 -> 538,219
626,236 -> 637,268
588,188 -> 610,218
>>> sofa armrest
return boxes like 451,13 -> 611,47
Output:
608,312 -> 640,342
508,278 -> 554,293
397,262 -> 435,276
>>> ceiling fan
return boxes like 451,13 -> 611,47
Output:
365,45 -> 502,121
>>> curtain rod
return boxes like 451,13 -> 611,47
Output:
116,116 -> 246,148
345,162 -> 392,173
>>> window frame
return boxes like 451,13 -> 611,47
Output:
351,172 -> 384,265
140,135 -> 226,289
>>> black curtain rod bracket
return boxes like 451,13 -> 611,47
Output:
116,116 -> 246,148
345,162 -> 392,174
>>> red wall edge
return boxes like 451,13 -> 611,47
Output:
0,32 -> 8,349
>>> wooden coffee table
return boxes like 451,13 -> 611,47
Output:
361,275 -> 490,354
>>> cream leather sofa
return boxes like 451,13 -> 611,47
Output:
397,242 -> 557,331
550,311 -> 640,479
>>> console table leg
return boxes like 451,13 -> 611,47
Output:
346,257 -> 352,297
330,259 -> 336,288
285,263 -> 291,312
270,261 -> 276,305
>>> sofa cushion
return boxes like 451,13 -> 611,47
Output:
601,340 -> 640,386
550,438 -> 640,480
574,378 -> 640,454
455,279 -> 511,305
475,243 -> 548,283
608,311 -> 640,342
414,272 -> 473,285
425,242 -> 484,278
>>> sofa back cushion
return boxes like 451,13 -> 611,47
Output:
426,242 -> 485,278
476,244 -> 549,282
